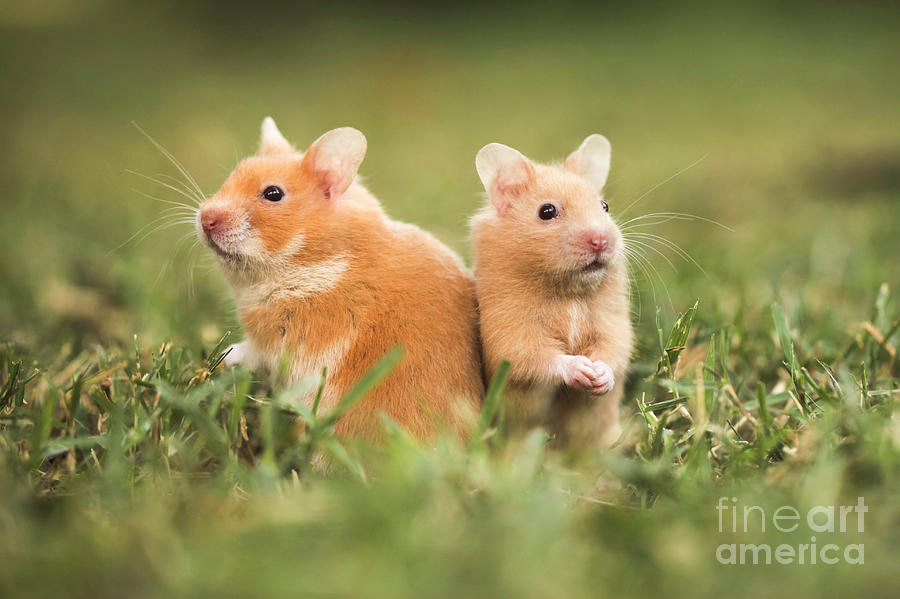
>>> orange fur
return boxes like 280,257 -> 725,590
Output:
471,137 -> 633,447
198,119 -> 483,443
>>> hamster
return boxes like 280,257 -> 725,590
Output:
197,117 -> 483,442
470,135 -> 633,448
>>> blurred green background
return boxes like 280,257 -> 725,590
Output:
2,2 -> 900,598
2,0 -> 898,351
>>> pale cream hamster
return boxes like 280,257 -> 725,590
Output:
471,134 -> 633,447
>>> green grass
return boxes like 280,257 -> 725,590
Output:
2,2 -> 900,598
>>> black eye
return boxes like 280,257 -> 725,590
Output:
262,185 -> 284,202
538,203 -> 558,220
601,199 -> 609,212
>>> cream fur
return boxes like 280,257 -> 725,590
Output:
471,136 -> 634,448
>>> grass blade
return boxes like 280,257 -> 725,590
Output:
476,360 -> 511,439
321,347 -> 405,428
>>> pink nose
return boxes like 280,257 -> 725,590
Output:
587,233 -> 609,252
201,209 -> 225,233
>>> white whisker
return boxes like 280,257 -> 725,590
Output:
126,170 -> 203,207
626,231 -> 709,278
624,237 -> 678,271
133,218 -> 197,247
129,190 -> 198,214
155,172 -> 206,204
624,246 -> 674,311
132,122 -> 206,201
620,211 -> 733,232
109,210 -> 194,254
155,229 -> 199,284
617,155 -> 708,219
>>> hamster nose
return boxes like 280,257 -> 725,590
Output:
201,209 -> 224,233
587,233 -> 609,252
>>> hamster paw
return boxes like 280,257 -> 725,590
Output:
556,354 -> 600,391
588,360 -> 615,396
223,341 -> 249,367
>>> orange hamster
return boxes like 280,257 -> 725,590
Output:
197,117 -> 483,442
470,134 -> 633,448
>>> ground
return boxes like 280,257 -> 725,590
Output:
1,2 -> 899,598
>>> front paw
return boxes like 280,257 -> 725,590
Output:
555,354 -> 599,391
223,341 -> 249,367
588,360 -> 615,396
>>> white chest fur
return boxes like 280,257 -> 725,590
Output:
235,255 -> 351,314
230,254 -> 356,404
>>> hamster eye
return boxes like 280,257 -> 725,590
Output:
538,203 -> 558,220
601,199 -> 609,212
262,185 -> 284,202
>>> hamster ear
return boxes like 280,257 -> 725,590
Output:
300,127 -> 367,201
258,117 -> 293,156
565,134 -> 611,192
475,143 -> 536,216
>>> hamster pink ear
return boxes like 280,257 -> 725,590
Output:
301,127 -> 367,201
565,134 -> 611,192
475,143 -> 535,216
258,117 -> 293,156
